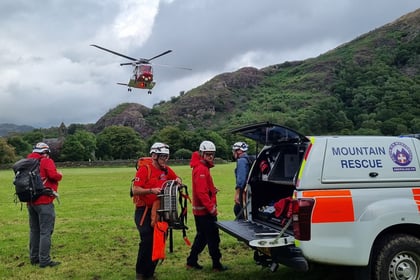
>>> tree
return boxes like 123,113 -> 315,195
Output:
60,136 -> 85,161
96,126 -> 146,160
60,131 -> 97,161
153,126 -> 186,155
173,148 -> 192,160
67,124 -> 89,135
7,136 -> 32,158
0,138 -> 17,163
22,131 -> 45,146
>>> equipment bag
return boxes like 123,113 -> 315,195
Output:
152,221 -> 169,262
273,196 -> 294,227
12,158 -> 46,203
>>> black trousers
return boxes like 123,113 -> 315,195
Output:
134,207 -> 157,278
187,214 -> 222,266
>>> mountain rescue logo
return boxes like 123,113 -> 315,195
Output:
389,142 -> 415,171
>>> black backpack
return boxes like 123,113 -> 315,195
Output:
246,154 -> 256,169
12,158 -> 46,203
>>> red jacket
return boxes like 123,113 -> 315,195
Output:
132,163 -> 178,207
27,152 -> 62,205
190,151 -> 217,216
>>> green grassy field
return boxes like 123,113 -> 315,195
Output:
0,163 -> 353,280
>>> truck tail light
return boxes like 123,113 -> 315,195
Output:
292,198 -> 314,241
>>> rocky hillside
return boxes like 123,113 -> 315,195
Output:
91,103 -> 153,138
50,8 -> 420,138
156,8 -> 419,135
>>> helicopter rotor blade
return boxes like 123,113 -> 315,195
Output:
90,44 -> 138,62
120,62 -> 136,66
153,63 -> 192,71
147,50 -> 172,62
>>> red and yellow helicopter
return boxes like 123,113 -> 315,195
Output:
91,44 -> 191,94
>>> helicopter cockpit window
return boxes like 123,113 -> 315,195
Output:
140,65 -> 152,73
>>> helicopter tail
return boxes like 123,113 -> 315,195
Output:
117,83 -> 132,92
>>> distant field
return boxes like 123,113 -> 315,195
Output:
0,164 -> 353,280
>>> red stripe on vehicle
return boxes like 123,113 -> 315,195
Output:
302,190 -> 355,223
412,188 -> 420,212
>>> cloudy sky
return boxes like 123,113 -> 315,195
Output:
0,0 -> 418,128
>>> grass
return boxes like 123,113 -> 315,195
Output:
0,163 -> 354,280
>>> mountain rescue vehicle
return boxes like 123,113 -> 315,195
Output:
216,122 -> 420,280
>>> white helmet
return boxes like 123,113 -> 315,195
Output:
199,140 -> 216,152
33,142 -> 50,154
149,142 -> 170,155
232,141 -> 248,152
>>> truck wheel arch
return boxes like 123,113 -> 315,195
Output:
372,233 -> 420,280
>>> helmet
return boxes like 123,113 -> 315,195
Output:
149,142 -> 170,155
199,141 -> 216,152
33,142 -> 50,154
232,141 -> 248,152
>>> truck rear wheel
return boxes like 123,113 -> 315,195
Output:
373,234 -> 420,280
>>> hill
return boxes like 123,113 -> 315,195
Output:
96,8 -> 418,137
0,123 -> 35,137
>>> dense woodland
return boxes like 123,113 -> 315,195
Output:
0,9 -> 419,164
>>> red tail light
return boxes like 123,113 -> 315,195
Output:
292,198 -> 314,241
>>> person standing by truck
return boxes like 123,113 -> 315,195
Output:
232,141 -> 251,220
186,140 -> 227,272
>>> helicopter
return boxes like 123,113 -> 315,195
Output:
91,44 -> 191,94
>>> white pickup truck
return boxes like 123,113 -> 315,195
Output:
217,122 -> 420,280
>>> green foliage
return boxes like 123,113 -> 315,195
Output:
67,123 -> 90,135
7,135 -> 32,158
96,126 -> 146,160
0,138 -> 17,163
151,126 -> 187,153
173,148 -> 192,159
60,130 -> 97,161
60,136 -> 85,161
22,130 -> 45,146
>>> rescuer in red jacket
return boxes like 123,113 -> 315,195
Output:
26,142 -> 62,268
131,142 -> 182,280
186,140 -> 227,272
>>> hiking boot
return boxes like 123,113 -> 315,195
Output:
39,261 -> 61,268
30,259 -> 39,265
186,262 -> 203,270
212,263 -> 228,272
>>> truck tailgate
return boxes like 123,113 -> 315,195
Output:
216,220 -> 293,245
217,220 -> 308,271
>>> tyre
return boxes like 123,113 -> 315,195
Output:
372,234 -> 420,280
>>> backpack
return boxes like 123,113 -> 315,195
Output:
158,180 -> 191,230
130,157 -> 152,197
12,158 -> 46,203
246,154 -> 256,169
156,180 -> 192,250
